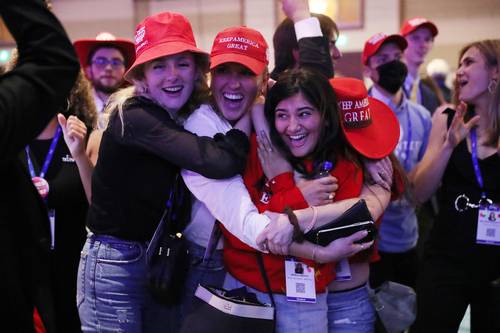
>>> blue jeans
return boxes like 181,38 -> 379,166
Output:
327,284 -> 375,333
224,272 -> 328,333
175,241 -> 226,329
77,233 -> 175,332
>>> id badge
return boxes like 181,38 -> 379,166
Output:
48,209 -> 56,250
285,258 -> 316,303
335,259 -> 352,281
476,204 -> 500,246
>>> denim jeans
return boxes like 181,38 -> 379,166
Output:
224,272 -> 328,333
174,241 -> 226,330
327,284 -> 375,333
77,233 -> 175,333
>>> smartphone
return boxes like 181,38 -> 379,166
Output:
316,221 -> 376,246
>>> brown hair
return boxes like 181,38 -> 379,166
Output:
64,70 -> 98,129
454,39 -> 500,146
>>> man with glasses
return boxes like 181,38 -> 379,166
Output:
74,32 -> 135,118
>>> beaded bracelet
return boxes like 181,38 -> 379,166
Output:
284,206 -> 304,243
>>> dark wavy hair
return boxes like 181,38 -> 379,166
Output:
265,67 -> 345,176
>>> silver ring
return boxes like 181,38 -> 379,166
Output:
328,193 -> 334,200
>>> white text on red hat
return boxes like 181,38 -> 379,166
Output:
135,26 -> 148,52
339,98 -> 372,128
368,33 -> 386,45
219,36 -> 259,49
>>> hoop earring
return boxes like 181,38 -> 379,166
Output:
488,79 -> 498,94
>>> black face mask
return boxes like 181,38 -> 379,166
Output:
376,60 -> 408,94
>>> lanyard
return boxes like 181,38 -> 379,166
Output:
403,110 -> 412,170
25,126 -> 62,179
470,127 -> 487,199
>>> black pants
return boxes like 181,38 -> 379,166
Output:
369,248 -> 418,290
412,253 -> 499,333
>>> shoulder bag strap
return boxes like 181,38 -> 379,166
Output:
256,253 -> 276,308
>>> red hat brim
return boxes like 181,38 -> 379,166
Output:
341,97 -> 400,159
73,39 -> 136,69
210,53 -> 267,75
124,41 -> 209,82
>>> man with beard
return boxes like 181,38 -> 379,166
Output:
74,32 -> 135,121
400,17 -> 441,115
362,33 -> 432,293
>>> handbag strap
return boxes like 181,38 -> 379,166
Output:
256,253 -> 276,308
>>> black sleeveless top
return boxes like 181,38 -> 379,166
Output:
426,111 -> 500,280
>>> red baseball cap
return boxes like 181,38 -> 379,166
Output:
124,12 -> 209,81
400,17 -> 438,37
210,26 -> 269,75
74,32 -> 136,69
330,77 -> 400,159
362,32 -> 408,65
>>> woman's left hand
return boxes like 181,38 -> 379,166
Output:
257,130 -> 293,180
363,156 -> 393,191
58,113 -> 87,159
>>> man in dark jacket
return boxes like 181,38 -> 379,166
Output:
0,0 -> 79,331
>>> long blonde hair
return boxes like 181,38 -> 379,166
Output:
104,53 -> 210,135
456,39 -> 500,146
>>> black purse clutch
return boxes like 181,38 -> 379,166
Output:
304,199 -> 377,246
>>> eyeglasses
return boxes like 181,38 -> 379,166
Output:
91,57 -> 125,69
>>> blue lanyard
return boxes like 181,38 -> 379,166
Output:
470,127 -> 486,199
25,126 -> 62,179
404,111 -> 412,170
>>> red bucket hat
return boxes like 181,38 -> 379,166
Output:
330,77 -> 400,159
400,17 -> 438,37
124,12 -> 209,81
362,32 -> 407,65
73,32 -> 136,69
210,26 -> 269,75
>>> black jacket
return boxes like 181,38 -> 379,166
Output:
0,0 -> 79,331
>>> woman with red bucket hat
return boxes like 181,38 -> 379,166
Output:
218,69 -> 406,332
76,11 -> 253,332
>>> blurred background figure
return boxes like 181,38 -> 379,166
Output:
73,32 -> 135,127
425,58 -> 452,103
0,0 -> 79,331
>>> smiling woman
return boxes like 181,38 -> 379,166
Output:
412,39 -> 500,332
76,11 -> 251,333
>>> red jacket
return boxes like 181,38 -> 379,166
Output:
221,135 -> 364,293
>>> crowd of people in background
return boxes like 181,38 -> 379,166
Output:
1,0 -> 499,332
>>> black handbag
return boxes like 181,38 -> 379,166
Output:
180,253 -> 276,333
146,174 -> 191,305
304,199 -> 377,246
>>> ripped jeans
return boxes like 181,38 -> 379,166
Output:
77,233 -> 175,333
327,284 -> 375,333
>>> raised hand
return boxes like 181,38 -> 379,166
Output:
257,130 -> 292,180
297,176 -> 338,206
281,0 -> 310,22
315,230 -> 373,264
57,113 -> 87,158
446,101 -> 480,148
